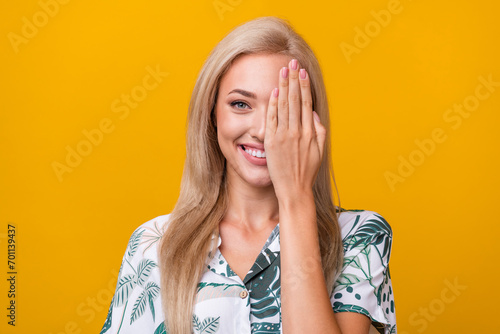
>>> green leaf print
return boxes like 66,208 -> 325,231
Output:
343,255 -> 362,269
105,226 -> 161,334
154,322 -> 167,334
342,215 -> 360,242
351,214 -> 392,258
136,259 -> 157,287
127,260 -> 159,325
196,282 -> 243,292
251,306 -> 279,319
100,300 -> 113,334
334,273 -> 362,293
148,294 -> 156,322
130,290 -> 147,324
145,281 -> 160,322
252,296 -> 275,310
128,229 -> 145,258
199,316 -> 220,333
250,260 -> 278,299
193,314 -> 202,332
226,264 -> 236,277
193,314 -> 220,334
114,274 -> 137,307
337,273 -> 362,285
249,256 -> 281,321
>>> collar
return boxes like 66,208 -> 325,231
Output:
207,223 -> 280,283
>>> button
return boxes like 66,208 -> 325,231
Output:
239,289 -> 248,299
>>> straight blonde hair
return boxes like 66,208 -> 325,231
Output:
158,16 -> 343,334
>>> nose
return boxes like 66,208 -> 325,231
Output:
249,106 -> 267,142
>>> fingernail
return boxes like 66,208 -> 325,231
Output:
273,87 -> 279,97
281,67 -> 288,78
291,59 -> 298,70
300,69 -> 306,79
313,111 -> 320,122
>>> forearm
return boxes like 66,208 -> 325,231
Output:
279,190 -> 342,334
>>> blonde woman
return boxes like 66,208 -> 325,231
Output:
101,16 -> 396,334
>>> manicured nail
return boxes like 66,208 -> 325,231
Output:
281,67 -> 289,78
273,87 -> 279,97
300,69 -> 306,79
291,59 -> 298,70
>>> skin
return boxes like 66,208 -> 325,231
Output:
214,53 -> 372,334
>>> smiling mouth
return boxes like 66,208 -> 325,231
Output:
240,145 -> 266,158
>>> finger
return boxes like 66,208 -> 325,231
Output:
266,87 -> 279,138
288,59 -> 301,131
278,66 -> 289,130
299,68 -> 314,133
313,111 -> 326,159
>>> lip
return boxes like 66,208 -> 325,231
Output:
238,145 -> 267,166
240,143 -> 265,151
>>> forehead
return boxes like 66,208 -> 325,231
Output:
219,53 -> 292,95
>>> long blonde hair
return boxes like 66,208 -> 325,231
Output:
158,16 -> 343,333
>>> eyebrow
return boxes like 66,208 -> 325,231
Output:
228,89 -> 257,99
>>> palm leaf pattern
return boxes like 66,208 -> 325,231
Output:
332,210 -> 396,334
130,290 -> 148,324
113,274 -> 137,307
127,228 -> 144,258
154,322 -> 167,334
145,281 -> 160,321
349,213 -> 392,260
192,314 -> 220,334
136,259 -> 157,287
101,211 -> 396,334
100,302 -> 113,334
101,226 -> 161,333
249,255 -> 281,320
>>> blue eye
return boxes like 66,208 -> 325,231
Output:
230,101 -> 250,110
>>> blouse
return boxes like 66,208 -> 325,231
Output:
100,208 -> 397,334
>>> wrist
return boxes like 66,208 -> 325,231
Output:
277,188 -> 315,214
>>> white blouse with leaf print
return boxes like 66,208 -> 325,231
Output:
100,208 -> 397,334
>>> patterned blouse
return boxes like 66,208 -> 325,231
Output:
100,208 -> 397,334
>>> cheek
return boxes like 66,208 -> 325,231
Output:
217,112 -> 244,144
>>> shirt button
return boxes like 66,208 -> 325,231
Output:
239,289 -> 248,299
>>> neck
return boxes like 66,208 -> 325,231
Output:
224,173 -> 279,232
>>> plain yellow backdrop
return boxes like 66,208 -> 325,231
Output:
1,0 -> 499,333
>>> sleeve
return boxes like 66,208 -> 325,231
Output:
331,212 -> 397,334
100,225 -> 161,334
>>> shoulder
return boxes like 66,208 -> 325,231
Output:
124,213 -> 172,260
332,209 -> 397,332
101,214 -> 172,333
336,208 -> 393,265
130,213 -> 172,237
337,208 -> 392,243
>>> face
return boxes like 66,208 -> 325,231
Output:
215,53 -> 292,189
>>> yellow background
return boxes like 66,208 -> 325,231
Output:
1,0 -> 499,333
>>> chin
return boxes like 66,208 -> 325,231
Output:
246,177 -> 273,188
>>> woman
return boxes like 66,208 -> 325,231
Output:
101,16 -> 396,334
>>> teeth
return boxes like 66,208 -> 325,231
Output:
243,146 -> 266,158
